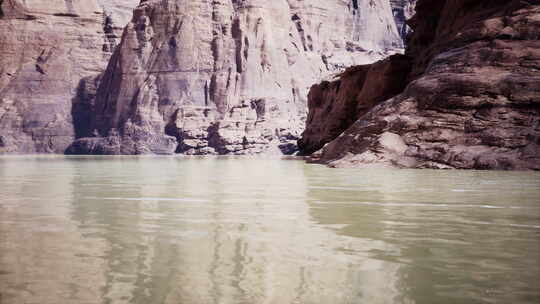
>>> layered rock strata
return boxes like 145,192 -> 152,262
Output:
100,0 -> 141,52
300,0 -> 540,170
67,0 -> 405,155
298,54 -> 412,155
0,0 -> 137,153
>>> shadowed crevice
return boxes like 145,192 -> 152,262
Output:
53,12 -> 80,17
71,76 -> 102,139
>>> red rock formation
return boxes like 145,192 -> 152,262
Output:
0,0 -> 138,153
298,54 -> 411,155
301,0 -> 540,170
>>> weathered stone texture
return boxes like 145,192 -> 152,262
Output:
0,0 -> 137,153
391,0 -> 417,40
1,0 -> 415,155
302,0 -> 540,170
68,0 -> 405,155
298,54 -> 412,155
100,0 -> 141,52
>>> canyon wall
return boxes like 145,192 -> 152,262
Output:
1,0 -> 413,155
300,0 -> 540,170
391,0 -> 417,40
0,0 -> 138,153
100,0 -> 141,51
67,0 -> 406,155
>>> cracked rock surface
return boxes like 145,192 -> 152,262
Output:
1,0 -> 412,155
0,0 -> 138,153
66,0 -> 406,155
301,0 -> 540,170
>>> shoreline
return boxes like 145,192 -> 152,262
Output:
0,154 -> 538,172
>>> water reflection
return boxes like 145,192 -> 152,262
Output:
0,158 -> 108,303
306,167 -> 540,304
0,157 -> 539,304
63,157 -> 402,304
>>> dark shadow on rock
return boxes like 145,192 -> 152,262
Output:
278,142 -> 298,155
71,75 -> 101,139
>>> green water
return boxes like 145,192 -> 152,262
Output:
0,156 -> 539,304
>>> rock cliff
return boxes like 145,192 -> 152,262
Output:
390,0 -> 417,40
300,0 -> 540,170
100,0 -> 141,51
67,0 -> 406,155
0,0 -> 138,153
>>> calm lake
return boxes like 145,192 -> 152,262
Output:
0,156 -> 539,304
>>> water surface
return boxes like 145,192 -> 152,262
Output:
0,156 -> 539,304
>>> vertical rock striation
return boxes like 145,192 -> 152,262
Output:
390,0 -> 418,40
301,0 -> 540,170
67,0 -> 405,155
390,0 -> 417,40
0,0 -> 137,153
99,0 -> 140,52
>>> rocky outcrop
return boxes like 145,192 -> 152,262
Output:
301,0 -> 540,170
298,54 -> 412,155
0,0 -> 137,153
67,0 -> 406,155
100,0 -> 140,52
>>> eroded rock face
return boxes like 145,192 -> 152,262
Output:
68,0 -> 405,155
298,54 -> 412,155
0,0 -> 137,153
302,0 -> 540,170
99,0 -> 140,52
390,0 -> 417,40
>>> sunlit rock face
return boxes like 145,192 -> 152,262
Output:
99,0 -> 141,51
301,0 -> 540,170
67,0 -> 405,155
0,0 -> 137,153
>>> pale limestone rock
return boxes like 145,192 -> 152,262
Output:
98,0 -> 140,28
98,0 -> 140,51
69,0 -> 405,155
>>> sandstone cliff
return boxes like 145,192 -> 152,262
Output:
0,0 -> 138,153
300,0 -> 540,170
67,0 -> 406,155
100,0 -> 141,51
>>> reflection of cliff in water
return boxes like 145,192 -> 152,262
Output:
66,158 -> 406,303
2,158 -> 538,303
0,158 -> 108,303
305,167 -> 435,303
306,167 -> 540,304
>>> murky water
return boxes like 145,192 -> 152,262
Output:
0,156 -> 539,304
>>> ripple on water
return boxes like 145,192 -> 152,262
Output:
0,157 -> 538,304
